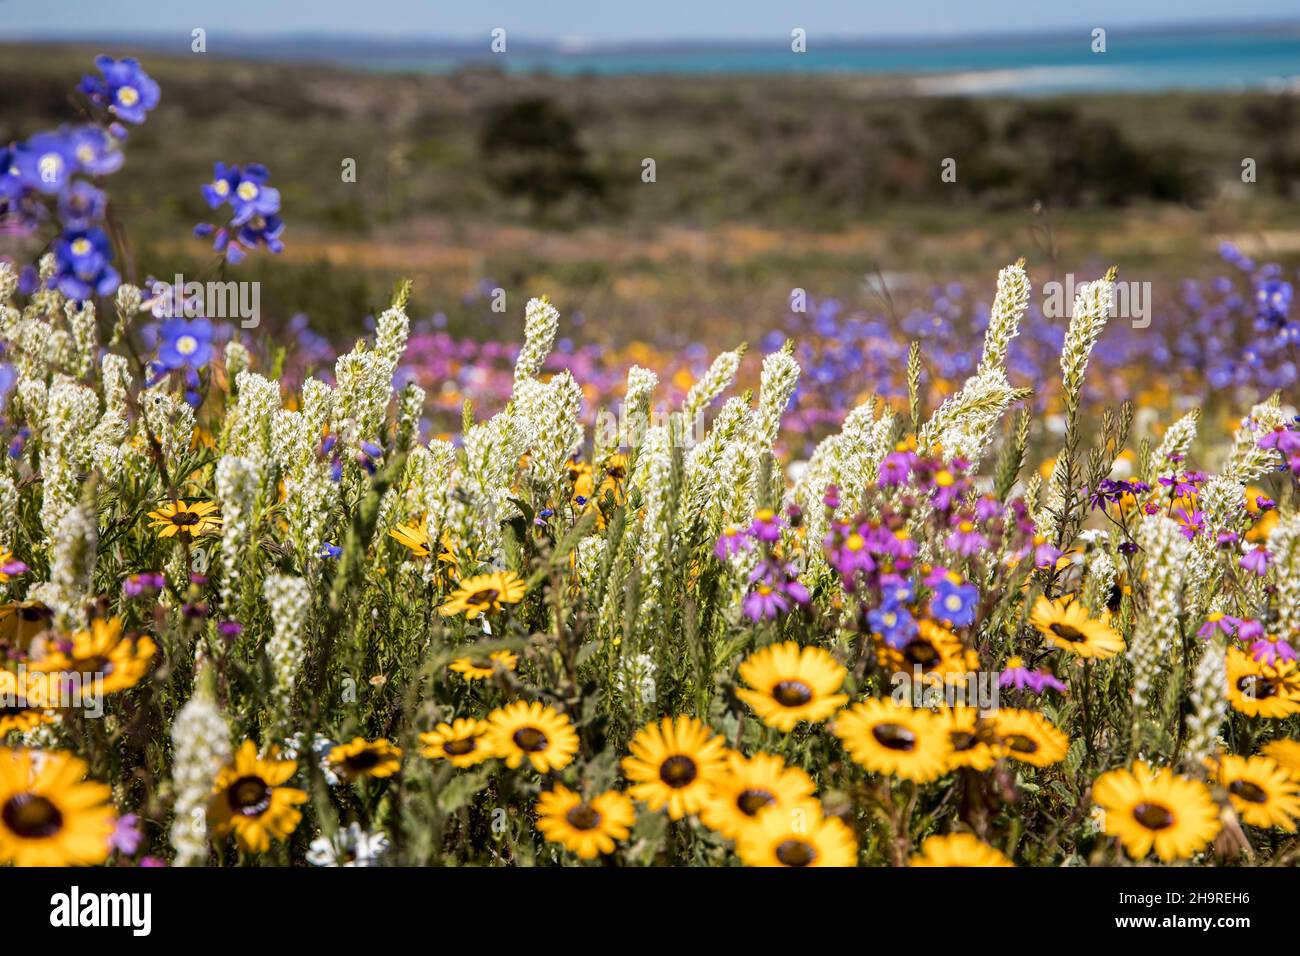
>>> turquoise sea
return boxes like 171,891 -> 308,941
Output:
337,27 -> 1300,94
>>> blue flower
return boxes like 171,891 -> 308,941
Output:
235,213 -> 285,254
51,227 -> 119,300
68,125 -> 124,176
318,542 -> 342,559
227,164 -> 280,226
14,131 -> 76,195
58,181 -> 108,229
202,162 -> 240,209
868,601 -> 917,650
157,318 -> 214,371
929,578 -> 979,629
80,56 -> 160,125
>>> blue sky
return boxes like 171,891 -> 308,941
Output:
3,0 -> 1299,42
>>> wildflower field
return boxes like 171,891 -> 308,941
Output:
2,55 -> 1300,873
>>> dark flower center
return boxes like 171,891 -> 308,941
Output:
228,775 -> 272,817
1238,675 -> 1278,700
1049,623 -> 1086,643
1229,780 -> 1269,804
871,722 -> 917,752
659,755 -> 698,788
512,727 -> 548,753
564,804 -> 602,831
468,589 -> 500,606
443,737 -> 478,756
775,839 -> 817,867
1132,801 -> 1175,830
736,789 -> 776,816
904,641 -> 941,666
772,680 -> 813,707
950,731 -> 977,752
171,511 -> 201,526
344,749 -> 383,772
1004,733 -> 1039,754
2,792 -> 63,838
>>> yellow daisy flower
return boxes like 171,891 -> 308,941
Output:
209,740 -> 308,854
938,707 -> 999,771
439,571 -> 527,619
0,669 -> 57,736
909,832 -> 1013,867
484,700 -> 579,772
327,737 -> 403,782
833,699 -> 952,783
28,617 -> 156,696
1211,754 -> 1300,831
1092,761 -> 1221,862
535,784 -> 636,859
1260,739 -> 1300,780
1029,596 -> 1125,659
449,649 -> 519,681
1226,647 -> 1300,719
735,641 -> 849,732
621,715 -> 727,819
146,499 -> 222,539
991,708 -> 1069,768
735,800 -> 858,867
419,718 -> 492,768
0,749 -> 114,867
700,750 -> 816,839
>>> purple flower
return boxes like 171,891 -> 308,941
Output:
1240,546 -> 1271,576
1251,635 -> 1298,667
944,517 -> 988,556
1174,508 -> 1205,541
319,542 -> 342,559
108,813 -> 143,855
123,572 -> 165,597
81,56 -> 161,124
156,318 -> 214,371
714,525 -> 748,560
878,449 -> 916,487
743,582 -> 791,621
50,226 -> 119,299
1032,535 -> 1063,569
224,163 -> 281,226
218,620 -> 243,637
748,508 -> 783,543
999,656 -> 1067,695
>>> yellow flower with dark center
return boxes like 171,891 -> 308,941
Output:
909,833 -> 1013,867
28,617 -> 156,695
991,708 -> 1069,768
938,707 -> 999,771
1092,761 -> 1221,862
419,718 -> 491,768
328,737 -> 403,782
1029,596 -> 1124,659
0,749 -> 114,866
484,700 -> 579,772
700,750 -> 816,839
1261,739 -> 1300,780
146,499 -> 222,539
449,649 -> 519,681
0,670 -> 57,736
1211,754 -> 1300,831
833,699 -> 952,783
1226,647 -> 1300,719
439,571 -> 527,619
736,642 -> 848,732
876,620 -> 980,686
535,784 -> 636,859
0,600 -> 54,653
735,799 -> 858,867
621,715 -> 727,819
209,740 -> 308,854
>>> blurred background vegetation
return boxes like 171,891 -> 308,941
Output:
2,43 -> 1299,346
